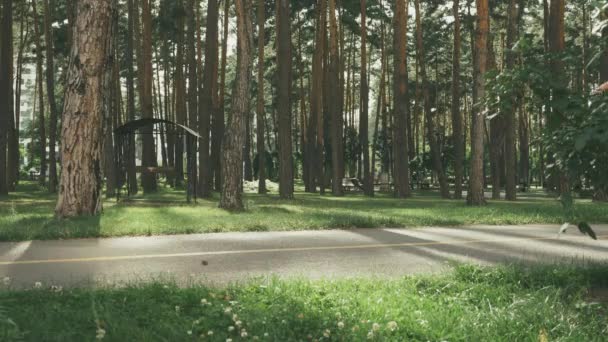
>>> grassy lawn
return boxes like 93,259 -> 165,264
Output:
1,264 -> 607,341
1,182 -> 607,241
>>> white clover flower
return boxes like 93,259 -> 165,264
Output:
367,331 -> 374,339
187,330 -> 192,335
201,298 -> 208,305
34,281 -> 42,289
224,307 -> 232,314
226,339 -> 233,342
323,329 -> 331,337
95,328 -> 106,340
281,320 -> 286,324
51,285 -> 63,293
241,330 -> 248,338
235,320 -> 242,327
228,326 -> 235,332
264,332 -> 269,337
207,330 -> 214,336
337,322 -> 345,329
2,277 -> 10,285
232,314 -> 238,321
387,321 -> 398,332
175,306 -> 180,312
372,323 -> 380,332
194,319 -> 200,325
352,325 -> 360,332
253,336 -> 259,341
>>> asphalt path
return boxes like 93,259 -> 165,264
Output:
1,224 -> 607,288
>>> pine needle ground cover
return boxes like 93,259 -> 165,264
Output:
1,182 -> 607,241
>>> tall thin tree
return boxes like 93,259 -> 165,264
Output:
392,0 -> 411,198
43,0 -> 58,193
467,0 -> 489,206
0,0 -> 13,195
277,0 -> 294,199
220,0 -> 253,210
359,0 -> 372,196
451,0 -> 464,200
200,0 -> 219,197
256,0 -> 267,194
140,0 -> 157,193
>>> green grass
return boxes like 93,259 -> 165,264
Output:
1,181 -> 607,241
1,264 -> 607,341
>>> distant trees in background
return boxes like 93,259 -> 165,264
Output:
0,0 -> 606,216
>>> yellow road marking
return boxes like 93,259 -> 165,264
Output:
0,235 -> 606,266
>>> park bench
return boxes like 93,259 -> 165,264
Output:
342,178 -> 365,192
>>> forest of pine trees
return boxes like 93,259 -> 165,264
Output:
0,0 -> 607,217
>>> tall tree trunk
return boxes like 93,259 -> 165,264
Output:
256,0 -> 266,193
186,0 -> 198,190
140,0 -> 157,193
451,0 -> 464,200
277,0 -> 294,199
200,0 -> 219,197
392,0 -> 411,198
468,0 -> 489,206
307,0 -> 326,194
174,0 -> 186,187
8,9 -> 26,191
328,0 -> 343,196
125,0 -> 138,194
56,0 -> 113,217
0,0 -> 13,195
503,0 -> 518,201
214,0 -> 229,191
415,0 -> 448,198
32,0 -> 47,187
220,0 -> 253,210
359,0 -> 372,196
43,0 -> 58,193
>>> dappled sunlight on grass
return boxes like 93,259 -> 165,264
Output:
2,264 -> 607,341
1,182 -> 607,241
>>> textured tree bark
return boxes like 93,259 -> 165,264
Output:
140,0 -> 157,193
55,0 -> 113,217
200,0 -> 219,197
174,0 -> 186,187
256,0 -> 266,194
43,0 -> 59,193
415,0 -> 448,199
503,0 -> 518,201
392,0 -> 411,198
467,0 -> 488,206
277,0 -> 294,199
220,0 -> 252,210
0,0 -> 13,195
359,0 -> 372,197
451,0 -> 464,200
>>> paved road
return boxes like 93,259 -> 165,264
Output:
1,224 -> 607,288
